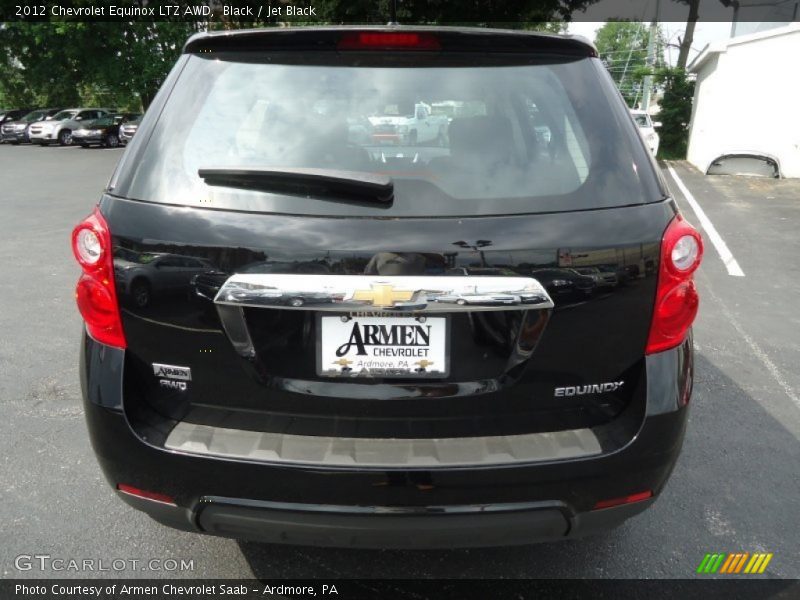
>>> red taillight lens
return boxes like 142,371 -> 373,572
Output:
592,490 -> 653,510
71,208 -> 126,349
338,32 -> 441,51
646,215 -> 704,355
117,483 -> 176,505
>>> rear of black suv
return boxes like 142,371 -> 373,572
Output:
74,27 -> 703,548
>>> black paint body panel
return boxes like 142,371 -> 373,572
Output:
101,195 -> 675,438
83,334 -> 690,546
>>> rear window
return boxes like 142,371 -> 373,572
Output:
22,111 -> 45,122
120,51 -> 662,216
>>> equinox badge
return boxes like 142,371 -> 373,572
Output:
555,381 -> 624,397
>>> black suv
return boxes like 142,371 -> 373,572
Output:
73,27 -> 703,548
0,108 -> 35,142
74,113 -> 142,148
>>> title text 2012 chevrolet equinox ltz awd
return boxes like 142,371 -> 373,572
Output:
72,27 -> 703,548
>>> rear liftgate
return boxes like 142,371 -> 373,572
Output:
163,275 -> 606,468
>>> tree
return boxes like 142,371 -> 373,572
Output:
0,1 -> 598,109
655,67 -> 694,159
88,22 -> 202,108
314,0 -> 595,25
676,0 -> 700,69
595,20 -> 664,108
0,20 -> 201,110
527,21 -> 570,34
0,23 -> 85,106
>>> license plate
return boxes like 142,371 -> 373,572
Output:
318,315 -> 448,378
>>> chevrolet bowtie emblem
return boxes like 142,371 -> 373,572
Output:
351,283 -> 414,308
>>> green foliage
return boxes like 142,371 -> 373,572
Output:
527,21 -> 570,33
595,20 -> 664,108
655,67 -> 695,160
313,0 -> 593,25
0,23 -> 83,106
0,1 -> 592,110
0,19 -> 202,110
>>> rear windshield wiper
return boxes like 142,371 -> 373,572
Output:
198,167 -> 393,206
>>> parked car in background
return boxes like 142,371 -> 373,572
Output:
73,113 -> 141,148
631,109 -> 661,156
0,108 -> 62,144
114,112 -> 142,123
0,109 -> 34,125
119,114 -> 143,144
0,109 -> 34,142
28,108 -> 111,146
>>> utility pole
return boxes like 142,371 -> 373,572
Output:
642,0 -> 661,111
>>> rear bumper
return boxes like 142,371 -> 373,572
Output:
81,332 -> 692,548
118,489 -> 652,549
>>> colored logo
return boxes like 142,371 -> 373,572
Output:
697,552 -> 773,574
351,284 -> 414,308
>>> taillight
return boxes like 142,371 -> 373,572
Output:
338,32 -> 441,51
646,214 -> 704,355
71,207 -> 126,349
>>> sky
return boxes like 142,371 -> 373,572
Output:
564,0 -> 739,67
567,21 -> 734,67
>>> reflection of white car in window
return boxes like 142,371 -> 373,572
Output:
630,109 -> 660,156
434,292 -> 518,305
368,102 -> 448,145
572,267 -> 618,289
433,292 -> 547,306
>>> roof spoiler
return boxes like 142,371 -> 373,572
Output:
183,26 -> 597,57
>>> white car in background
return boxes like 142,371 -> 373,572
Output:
28,108 -> 111,146
631,109 -> 661,156
368,102 -> 449,146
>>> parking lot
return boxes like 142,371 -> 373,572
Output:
1,143 -> 798,580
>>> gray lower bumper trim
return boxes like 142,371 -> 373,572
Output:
164,422 -> 601,468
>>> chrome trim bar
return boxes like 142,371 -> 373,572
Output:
213,274 -> 553,312
165,422 -> 601,468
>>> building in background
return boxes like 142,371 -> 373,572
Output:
687,23 -> 800,178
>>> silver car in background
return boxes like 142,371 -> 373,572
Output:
119,114 -> 142,144
28,108 -> 111,146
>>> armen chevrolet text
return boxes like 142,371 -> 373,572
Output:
73,27 -> 703,548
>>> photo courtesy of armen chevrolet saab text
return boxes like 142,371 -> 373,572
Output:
72,26 -> 703,549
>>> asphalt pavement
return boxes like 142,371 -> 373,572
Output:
0,144 -> 798,580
